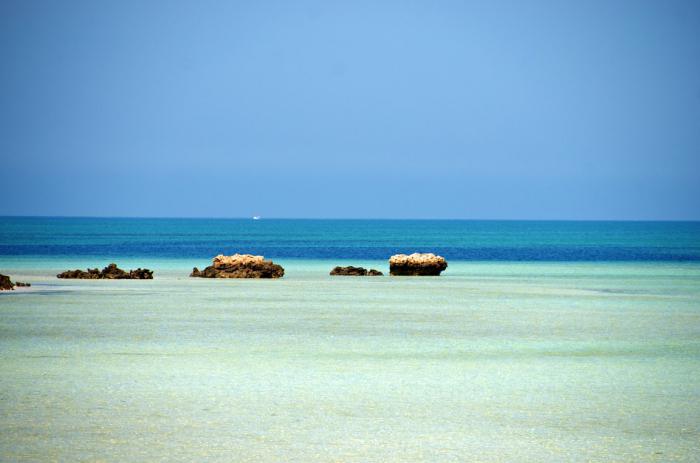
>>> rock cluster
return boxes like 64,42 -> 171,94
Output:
191,254 -> 284,279
0,273 -> 14,290
389,253 -> 448,276
0,274 -> 32,290
330,266 -> 383,276
57,263 -> 153,279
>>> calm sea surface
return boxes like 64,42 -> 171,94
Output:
1,217 -> 699,261
1,218 -> 699,462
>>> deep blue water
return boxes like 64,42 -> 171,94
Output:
1,217 -> 699,261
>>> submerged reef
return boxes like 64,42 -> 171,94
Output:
389,253 -> 448,276
330,266 -> 383,276
191,254 -> 284,279
57,263 -> 153,279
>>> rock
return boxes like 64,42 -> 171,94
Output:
57,263 -> 153,279
128,268 -> 153,279
330,266 -> 383,276
15,281 -> 31,287
190,254 -> 284,279
100,263 -> 128,279
330,266 -> 367,276
57,268 -> 101,279
0,273 -> 14,290
389,253 -> 448,276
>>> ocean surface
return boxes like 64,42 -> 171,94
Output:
1,218 -> 699,462
1,217 -> 700,261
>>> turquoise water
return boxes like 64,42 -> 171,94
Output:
1,219 -> 700,461
2,217 -> 700,261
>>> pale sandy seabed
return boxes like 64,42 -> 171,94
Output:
1,260 -> 699,462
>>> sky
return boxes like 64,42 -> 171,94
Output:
1,0 -> 699,219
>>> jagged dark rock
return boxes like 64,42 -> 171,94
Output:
1,273 -> 14,291
330,266 -> 367,276
57,263 -> 153,279
57,268 -> 101,279
330,266 -> 383,276
15,281 -> 31,287
389,253 -> 448,276
191,254 -> 284,279
127,268 -> 153,279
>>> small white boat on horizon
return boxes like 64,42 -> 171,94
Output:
252,216 -> 261,220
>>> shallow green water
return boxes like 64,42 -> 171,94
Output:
1,261 -> 699,462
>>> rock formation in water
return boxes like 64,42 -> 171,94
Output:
0,273 -> 14,290
57,263 -> 153,279
330,266 -> 383,276
15,281 -> 31,287
389,253 -> 448,276
190,254 -> 284,279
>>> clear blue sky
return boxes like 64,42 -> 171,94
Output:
1,0 -> 699,219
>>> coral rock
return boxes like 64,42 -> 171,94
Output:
191,254 -> 284,279
0,273 -> 14,291
57,263 -> 153,279
330,266 -> 383,276
389,253 -> 448,276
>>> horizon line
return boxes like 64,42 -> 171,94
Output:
1,215 -> 699,223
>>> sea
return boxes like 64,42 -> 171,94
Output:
1,217 -> 699,462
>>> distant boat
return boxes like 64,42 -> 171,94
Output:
252,216 -> 261,220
